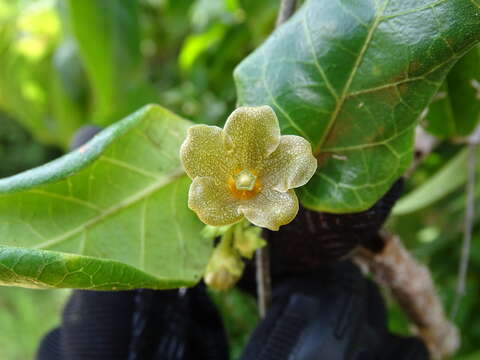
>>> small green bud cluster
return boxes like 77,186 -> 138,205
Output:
203,220 -> 265,291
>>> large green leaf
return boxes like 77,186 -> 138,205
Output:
0,105 -> 212,290
235,0 -> 480,212
425,45 -> 480,138
393,148 -> 469,215
67,0 -> 157,125
423,82 -> 456,137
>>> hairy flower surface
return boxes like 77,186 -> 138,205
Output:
180,106 -> 317,231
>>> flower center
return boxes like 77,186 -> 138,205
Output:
235,170 -> 257,191
228,169 -> 261,200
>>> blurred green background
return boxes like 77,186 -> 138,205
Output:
0,0 -> 479,359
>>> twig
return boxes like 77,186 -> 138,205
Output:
465,122 -> 480,145
357,233 -> 459,359
276,0 -> 297,27
451,137 -> 478,319
255,0 -> 298,319
256,247 -> 272,318
405,125 -> 439,177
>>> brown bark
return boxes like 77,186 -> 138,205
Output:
357,234 -> 459,359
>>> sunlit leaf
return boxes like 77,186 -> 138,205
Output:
179,24 -> 226,72
67,0 -> 156,125
235,0 -> 480,212
0,105 -> 212,290
393,148 -> 470,215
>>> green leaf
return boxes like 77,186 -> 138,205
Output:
0,2 -> 58,146
67,0 -> 155,125
49,39 -> 88,148
393,148 -> 469,215
425,45 -> 480,138
179,24 -> 227,72
0,1 -> 80,149
423,83 -> 456,137
234,0 -> 480,212
209,287 -> 259,360
459,350 -> 480,360
0,105 -> 212,290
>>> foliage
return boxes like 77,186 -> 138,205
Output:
388,149 -> 480,357
1,0 -> 479,290
424,46 -> 480,138
0,105 -> 211,290
393,148 -> 471,215
0,287 -> 68,360
0,113 -> 60,178
0,0 -> 86,148
181,106 -> 317,230
1,0 -> 480,359
235,0 -> 480,213
209,288 -> 259,359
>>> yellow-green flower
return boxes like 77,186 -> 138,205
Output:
180,106 -> 317,231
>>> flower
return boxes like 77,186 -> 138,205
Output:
180,106 -> 317,231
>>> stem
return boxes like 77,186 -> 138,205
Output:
218,226 -> 234,252
256,247 -> 271,318
255,0 -> 298,318
357,234 -> 459,359
451,141 -> 477,319
276,0 -> 297,27
405,125 -> 439,177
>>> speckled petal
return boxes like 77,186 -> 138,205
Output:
223,106 -> 280,169
188,176 -> 243,226
239,189 -> 299,231
261,135 -> 318,192
180,125 -> 233,181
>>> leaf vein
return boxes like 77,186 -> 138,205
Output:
100,156 -> 161,179
32,169 -> 185,250
302,14 -> 339,100
470,0 -> 480,8
171,179 -> 185,279
261,51 -> 312,142
336,0 -> 370,28
28,189 -> 102,212
323,122 -> 414,152
382,0 -> 450,20
140,199 -> 147,269
347,51 -> 462,97
314,0 -> 391,155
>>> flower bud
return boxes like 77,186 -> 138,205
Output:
234,225 -> 265,259
204,233 -> 244,291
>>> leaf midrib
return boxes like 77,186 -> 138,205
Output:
33,167 -> 185,251
313,0 -> 391,155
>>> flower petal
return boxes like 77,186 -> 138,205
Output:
261,135 -> 318,192
180,125 -> 233,181
223,106 -> 280,169
188,176 -> 243,226
239,189 -> 299,231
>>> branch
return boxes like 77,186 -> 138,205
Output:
451,134 -> 478,318
255,0 -> 298,319
405,125 -> 439,177
256,248 -> 272,318
357,234 -> 459,359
